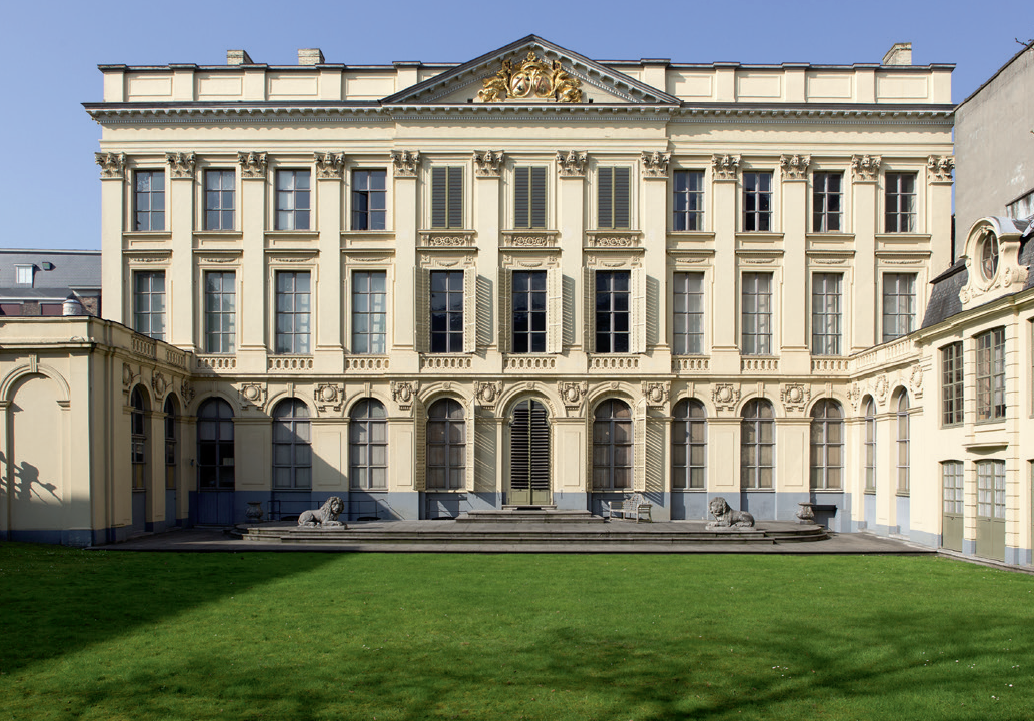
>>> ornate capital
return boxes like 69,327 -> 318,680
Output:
314,383 -> 344,412
712,383 -> 740,411
474,380 -> 502,409
95,152 -> 126,179
314,152 -> 345,180
641,151 -> 671,179
711,154 -> 740,181
779,154 -> 810,181
927,155 -> 954,183
476,51 -> 583,103
166,151 -> 196,179
473,150 -> 505,178
391,150 -> 420,178
780,383 -> 811,413
642,381 -> 670,407
556,150 -> 587,178
558,381 -> 587,410
391,380 -> 418,410
238,151 -> 268,179
850,154 -> 881,182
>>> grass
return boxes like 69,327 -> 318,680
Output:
0,545 -> 1032,720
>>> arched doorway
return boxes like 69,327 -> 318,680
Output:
196,398 -> 235,525
509,399 -> 550,506
130,386 -> 149,534
163,395 -> 180,527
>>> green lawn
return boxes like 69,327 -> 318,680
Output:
1,545 -> 1032,720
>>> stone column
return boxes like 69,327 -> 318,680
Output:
238,152 -> 269,373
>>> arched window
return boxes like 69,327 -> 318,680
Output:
350,399 -> 387,490
593,399 -> 632,491
810,399 -> 843,490
896,391 -> 909,494
741,399 -> 774,489
197,398 -> 234,490
864,398 -> 876,493
672,399 -> 706,490
164,396 -> 177,491
130,387 -> 147,490
273,399 -> 311,490
427,399 -> 465,490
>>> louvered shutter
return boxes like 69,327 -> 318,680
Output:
415,266 -> 429,352
463,265 -> 476,353
529,401 -> 551,495
498,268 -> 511,353
614,167 -> 630,229
632,266 -> 646,353
448,167 -> 463,229
598,167 -> 613,228
584,267 -> 595,351
413,401 -> 426,492
645,416 -> 664,494
547,266 -> 562,353
465,397 -> 476,492
530,167 -> 547,229
514,166 -> 529,229
511,402 -> 530,492
634,400 -> 646,492
431,167 -> 446,229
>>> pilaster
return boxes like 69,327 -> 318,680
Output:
96,153 -> 126,324
167,152 -> 196,351
711,154 -> 740,372
315,152 -> 345,372
850,155 -> 880,351
391,151 -> 420,373
238,152 -> 268,372
473,151 -> 503,368
779,154 -> 810,373
558,151 -> 586,353
642,152 -> 670,362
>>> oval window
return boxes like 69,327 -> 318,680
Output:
980,231 -> 999,281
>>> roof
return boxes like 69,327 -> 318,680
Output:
956,38 -> 1034,110
0,249 -> 101,301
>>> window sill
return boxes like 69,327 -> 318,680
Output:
341,230 -> 395,241
809,489 -> 845,494
807,232 -> 856,242
585,230 -> 643,249
267,355 -> 314,371
667,230 -> 715,240
672,488 -> 708,493
672,355 -> 710,372
124,231 -> 172,241
864,489 -> 876,495
895,492 -> 910,498
503,354 -> 557,370
265,230 -> 320,240
740,488 -> 775,493
194,230 -> 243,240
875,233 -> 932,243
419,230 -> 476,248
735,231 -> 784,241
588,354 -> 641,371
420,354 -> 472,370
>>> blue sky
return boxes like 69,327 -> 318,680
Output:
1,0 -> 1029,250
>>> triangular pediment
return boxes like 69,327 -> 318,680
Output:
382,35 -> 679,106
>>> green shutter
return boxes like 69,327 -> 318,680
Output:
514,167 -> 529,229
416,266 -> 429,352
529,401 -> 550,494
463,266 -> 476,353
530,167 -> 547,229
499,268 -> 511,353
614,167 -> 630,229
448,167 -> 463,229
431,167 -> 446,229
598,167 -> 613,229
413,401 -> 426,492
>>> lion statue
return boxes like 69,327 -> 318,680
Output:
298,496 -> 346,528
706,496 -> 755,529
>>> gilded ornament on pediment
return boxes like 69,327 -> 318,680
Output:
476,52 -> 583,103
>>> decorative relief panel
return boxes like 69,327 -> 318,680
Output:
642,381 -> 670,407
910,364 -> 924,399
474,380 -> 502,409
780,383 -> 810,413
95,152 -> 126,179
391,150 -> 420,178
314,383 -> 345,412
586,231 -> 642,248
641,151 -> 671,179
712,383 -> 740,411
850,154 -> 881,182
874,374 -> 889,405
151,370 -> 168,399
122,362 -> 135,389
419,231 -> 476,248
179,379 -> 195,404
476,51 -> 583,103
779,154 -> 810,181
238,151 -> 268,179
166,151 -> 196,179
558,381 -> 587,410
501,231 -> 558,248
238,382 -> 267,408
711,154 -> 740,181
314,152 -> 345,179
926,155 -> 954,183
846,382 -> 861,411
472,150 -> 505,178
391,380 -> 419,410
557,150 -> 587,177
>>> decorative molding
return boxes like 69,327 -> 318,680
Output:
391,150 -> 420,178
95,152 -> 126,179
711,154 -> 740,181
314,152 -> 345,179
780,383 -> 810,413
558,381 -> 587,410
927,155 -> 954,183
179,379 -> 195,404
556,150 -> 587,178
779,154 -> 810,181
151,370 -> 168,399
910,364 -> 924,399
501,231 -> 558,248
238,382 -> 266,407
586,231 -> 642,248
391,380 -> 418,410
419,231 -> 476,248
472,150 -> 505,178
874,374 -> 889,405
238,151 -> 268,179
712,384 -> 740,412
846,382 -> 861,411
122,362 -> 135,389
166,151 -> 196,179
850,154 -> 881,182
474,380 -> 503,409
642,381 -> 669,407
314,383 -> 345,412
641,151 -> 671,179
125,250 -> 173,264
476,51 -> 583,103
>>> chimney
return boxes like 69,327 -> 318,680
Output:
298,48 -> 325,65
227,49 -> 253,65
882,43 -> 912,66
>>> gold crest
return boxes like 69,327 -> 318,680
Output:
476,52 -> 583,103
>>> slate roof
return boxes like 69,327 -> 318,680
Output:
0,249 -> 101,301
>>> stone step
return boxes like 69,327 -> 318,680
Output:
456,509 -> 603,524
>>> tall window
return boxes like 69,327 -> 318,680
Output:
130,387 -> 147,490
350,399 -> 387,490
197,398 -> 234,490
275,271 -> 311,354
672,399 -> 706,490
134,271 -> 165,340
204,271 -> 235,354
431,167 -> 463,229
272,399 -> 311,490
976,327 -> 1006,421
275,170 -> 310,230
134,170 -> 165,231
673,170 -> 704,231
514,166 -> 547,229
512,270 -> 546,353
864,398 -> 876,493
741,399 -> 774,489
510,399 -> 551,500
743,172 -> 772,231
592,400 -> 632,491
810,400 -> 843,490
942,461 -> 964,516
427,398 -> 465,490
597,166 -> 630,229
896,392 -> 910,494
741,273 -> 772,355
812,172 -> 842,232
885,172 -> 916,233
351,270 -> 387,354
976,460 -> 1006,520
430,270 -> 464,353
164,396 -> 177,491
941,341 -> 964,426
673,272 -> 704,355
352,170 -> 386,230
595,270 -> 630,353
882,273 -> 916,342
811,273 -> 842,355
204,170 -> 235,230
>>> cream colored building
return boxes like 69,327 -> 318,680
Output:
13,36 -> 1013,555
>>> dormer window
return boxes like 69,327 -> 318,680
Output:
15,265 -> 33,286
979,231 -> 999,280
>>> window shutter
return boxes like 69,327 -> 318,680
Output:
499,268 -> 511,353
634,400 -> 647,492
463,265 -> 476,353
645,417 -> 664,494
632,266 -> 646,353
584,267 -> 595,351
530,402 -> 550,495
413,401 -> 426,492
531,167 -> 547,229
415,266 -> 429,353
514,167 -> 529,229
465,397 -> 476,492
615,167 -> 630,229
448,167 -> 463,229
598,167 -> 613,228
431,167 -> 446,229
547,266 -> 562,353
511,403 -> 530,491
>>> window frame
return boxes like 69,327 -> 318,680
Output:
811,272 -> 842,356
275,169 -> 311,231
429,269 -> 465,353
197,398 -> 235,491
426,398 -> 466,491
133,169 -> 166,232
349,399 -> 387,491
672,398 -> 706,490
14,265 -> 33,286
673,170 -> 705,232
896,392 -> 910,495
941,341 -> 964,426
511,270 -> 547,354
594,270 -> 631,354
203,270 -> 236,354
133,270 -> 166,341
672,271 -> 705,355
430,166 -> 464,230
272,399 -> 312,491
864,398 -> 876,493
741,272 -> 773,355
592,399 -> 633,491
274,270 -> 311,354
513,165 -> 548,230
809,400 -> 843,490
740,399 -> 774,490
742,171 -> 773,232
812,171 -> 843,233
597,165 -> 632,230
882,273 -> 916,342
884,172 -> 917,233
351,270 -> 387,355
976,459 -> 1006,520
351,169 -> 387,231
203,169 -> 235,231
942,460 -> 964,516
976,327 -> 1006,422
